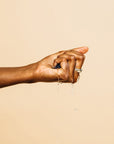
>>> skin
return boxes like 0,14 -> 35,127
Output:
0,46 -> 89,88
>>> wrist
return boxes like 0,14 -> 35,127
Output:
24,63 -> 38,83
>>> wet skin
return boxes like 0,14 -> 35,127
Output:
0,46 -> 89,88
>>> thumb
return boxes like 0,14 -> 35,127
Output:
72,46 -> 89,54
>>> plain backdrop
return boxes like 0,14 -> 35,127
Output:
0,0 -> 114,144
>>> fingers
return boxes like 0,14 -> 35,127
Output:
49,50 -> 65,61
68,55 -> 76,83
64,50 -> 85,69
53,57 -> 68,71
53,50 -> 86,83
53,57 -> 69,82
53,54 -> 79,83
57,54 -> 76,82
46,46 -> 88,67
71,46 -> 89,54
63,50 -> 85,83
50,46 -> 88,60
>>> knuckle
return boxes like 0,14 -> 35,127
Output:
57,54 -> 64,58
64,51 -> 68,55
70,55 -> 75,60
79,55 -> 85,60
54,59 -> 57,62
71,50 -> 75,53
54,59 -> 58,63
57,55 -> 60,58
62,57 -> 66,62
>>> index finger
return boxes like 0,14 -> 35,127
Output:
71,46 -> 89,54
48,46 -> 88,64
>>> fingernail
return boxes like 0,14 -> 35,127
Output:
81,47 -> 89,52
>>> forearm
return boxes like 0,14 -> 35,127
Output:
0,63 -> 36,88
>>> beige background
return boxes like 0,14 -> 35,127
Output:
0,0 -> 114,144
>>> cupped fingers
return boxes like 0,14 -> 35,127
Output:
53,57 -> 69,82
64,50 -> 86,68
64,51 -> 85,83
53,54 -> 76,83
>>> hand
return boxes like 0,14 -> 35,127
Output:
32,46 -> 89,83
